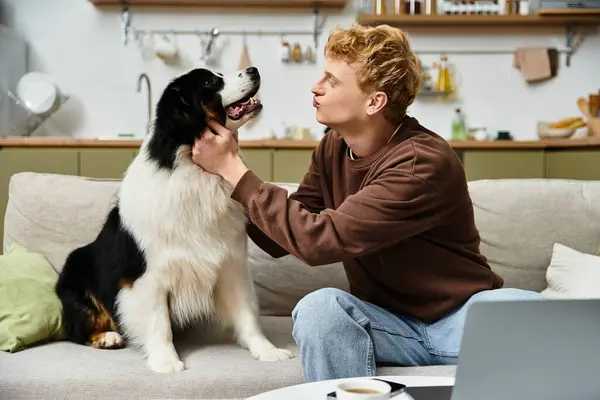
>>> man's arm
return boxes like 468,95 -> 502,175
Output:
245,145 -> 326,259
232,168 -> 443,267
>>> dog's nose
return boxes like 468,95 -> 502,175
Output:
246,67 -> 259,77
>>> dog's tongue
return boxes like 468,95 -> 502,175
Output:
226,97 -> 260,117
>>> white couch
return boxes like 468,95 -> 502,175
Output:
2,172 -> 600,399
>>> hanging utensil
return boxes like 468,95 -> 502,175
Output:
304,45 -> 315,63
238,31 -> 260,124
280,39 -> 291,63
238,31 -> 251,69
291,43 -> 303,62
121,6 -> 131,46
204,28 -> 219,56
199,28 -> 220,62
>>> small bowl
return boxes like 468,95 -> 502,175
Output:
336,379 -> 392,399
537,121 -> 575,139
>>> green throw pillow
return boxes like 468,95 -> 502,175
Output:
0,243 -> 66,353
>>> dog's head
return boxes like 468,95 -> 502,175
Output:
147,66 -> 262,169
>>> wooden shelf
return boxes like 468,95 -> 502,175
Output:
89,0 -> 347,9
357,13 -> 600,27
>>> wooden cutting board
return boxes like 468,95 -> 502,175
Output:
238,38 -> 260,124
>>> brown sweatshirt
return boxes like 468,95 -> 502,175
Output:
233,116 -> 503,323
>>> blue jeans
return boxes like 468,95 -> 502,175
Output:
291,287 -> 544,381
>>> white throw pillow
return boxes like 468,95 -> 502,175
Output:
541,243 -> 600,299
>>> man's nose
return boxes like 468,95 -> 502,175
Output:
311,82 -> 324,95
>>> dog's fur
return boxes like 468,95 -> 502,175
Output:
55,66 -> 293,373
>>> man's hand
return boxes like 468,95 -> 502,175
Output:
191,120 -> 249,188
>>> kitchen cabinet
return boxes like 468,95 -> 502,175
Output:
240,149 -> 273,181
462,150 -> 545,181
545,150 -> 600,181
273,149 -> 313,183
3,138 -> 600,254
79,149 -> 137,179
0,148 -> 79,246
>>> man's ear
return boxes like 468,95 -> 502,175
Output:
366,91 -> 388,116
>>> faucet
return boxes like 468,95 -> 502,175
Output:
136,73 -> 152,135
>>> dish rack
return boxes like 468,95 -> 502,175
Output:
2,90 -> 69,136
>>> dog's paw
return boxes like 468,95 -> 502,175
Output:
255,347 -> 294,362
148,354 -> 185,373
90,331 -> 124,349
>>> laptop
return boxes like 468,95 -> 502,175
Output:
401,298 -> 600,399
449,298 -> 600,400
328,299 -> 600,399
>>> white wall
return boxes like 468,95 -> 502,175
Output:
2,0 -> 599,141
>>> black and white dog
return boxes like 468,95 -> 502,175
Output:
55,66 -> 293,373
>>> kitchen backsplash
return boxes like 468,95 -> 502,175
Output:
1,0 -> 599,141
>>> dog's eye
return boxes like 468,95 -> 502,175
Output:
205,77 -> 217,87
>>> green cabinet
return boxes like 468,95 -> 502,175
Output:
3,144 -> 600,255
273,149 -> 313,183
463,150 -> 546,181
545,150 -> 600,180
240,149 -> 273,181
79,149 -> 137,179
0,148 -> 79,247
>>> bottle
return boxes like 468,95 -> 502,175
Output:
374,0 -> 386,14
435,56 -> 452,92
280,41 -> 291,63
518,0 -> 529,14
451,108 -> 468,140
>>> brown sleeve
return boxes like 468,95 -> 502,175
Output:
232,167 -> 441,266
245,146 -> 326,259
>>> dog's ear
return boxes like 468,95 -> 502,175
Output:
156,86 -> 185,119
152,84 -> 200,143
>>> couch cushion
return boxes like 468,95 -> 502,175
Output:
0,243 -> 66,353
248,241 -> 348,316
0,316 -> 456,400
3,173 -> 121,271
468,179 -> 600,291
2,173 -> 348,317
541,243 -> 600,299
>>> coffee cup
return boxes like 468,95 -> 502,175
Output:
335,379 -> 391,400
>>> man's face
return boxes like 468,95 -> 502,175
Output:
311,58 -> 372,128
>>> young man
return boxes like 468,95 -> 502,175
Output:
191,24 -> 542,381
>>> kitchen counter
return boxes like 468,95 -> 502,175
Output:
0,137 -> 322,149
2,136 -> 600,149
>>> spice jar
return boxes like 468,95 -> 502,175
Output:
403,0 -> 423,14
373,0 -> 387,14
